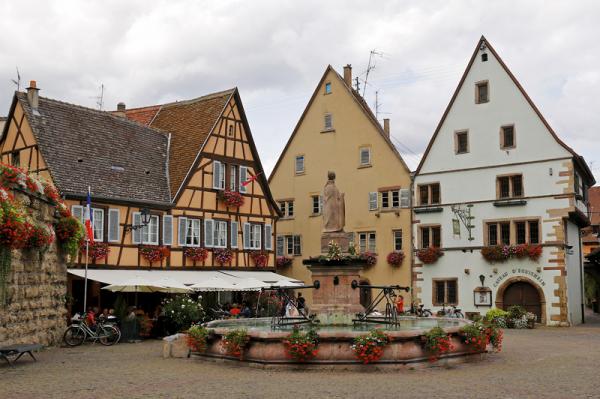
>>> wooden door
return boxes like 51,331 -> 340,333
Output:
503,282 -> 542,320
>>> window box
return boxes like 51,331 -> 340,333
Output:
480,244 -> 542,263
217,189 -> 244,208
416,247 -> 444,264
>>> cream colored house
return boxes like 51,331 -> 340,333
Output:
269,65 -> 413,306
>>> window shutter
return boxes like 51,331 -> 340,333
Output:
239,166 -> 248,193
264,224 -> 272,250
276,236 -> 284,256
369,192 -> 378,210
178,217 -> 187,246
204,219 -> 214,247
230,221 -> 238,248
71,205 -> 84,223
243,223 -> 251,249
400,189 -> 410,208
163,215 -> 173,245
212,161 -> 222,189
132,212 -> 142,244
293,235 -> 301,256
107,209 -> 120,243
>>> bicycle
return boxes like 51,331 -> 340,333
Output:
411,303 -> 432,317
437,304 -> 464,318
63,314 -> 121,346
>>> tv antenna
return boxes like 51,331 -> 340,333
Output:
95,84 -> 104,110
363,49 -> 384,97
10,67 -> 21,91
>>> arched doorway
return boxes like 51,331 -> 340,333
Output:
497,278 -> 544,322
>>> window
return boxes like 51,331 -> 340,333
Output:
420,226 -> 441,249
381,192 -> 389,208
264,224 -> 272,250
228,124 -> 235,137
433,279 -> 458,306
400,189 -> 410,208
295,155 -> 305,174
501,125 -> 515,149
324,114 -> 333,130
325,82 -> 332,94
358,232 -> 376,253
238,166 -> 248,193
276,236 -> 284,256
368,192 -> 378,211
393,230 -> 403,251
92,208 -> 104,242
230,221 -> 238,248
11,151 -> 20,167
141,215 -> 159,245
279,200 -> 294,218
418,183 -> 440,205
184,219 -> 201,247
392,190 -> 400,208
359,147 -> 371,166
212,160 -> 225,190
213,220 -> 227,248
481,53 -> 488,62
278,235 -> 301,256
476,81 -> 489,104
229,165 -> 237,191
455,131 -> 469,154
162,215 -> 173,246
311,195 -> 322,215
486,219 -> 540,245
107,209 -> 120,243
244,223 -> 262,250
497,174 -> 523,199
379,189 -> 402,209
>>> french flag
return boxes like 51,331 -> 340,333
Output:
84,187 -> 94,243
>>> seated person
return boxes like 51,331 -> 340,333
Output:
230,303 -> 241,317
240,302 -> 252,318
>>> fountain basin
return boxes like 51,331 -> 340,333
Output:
198,317 -> 487,367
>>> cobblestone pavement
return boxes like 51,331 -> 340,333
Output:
2,325 -> 600,399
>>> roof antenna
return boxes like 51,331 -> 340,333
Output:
363,50 -> 384,97
95,84 -> 104,110
10,67 -> 21,91
354,77 -> 361,93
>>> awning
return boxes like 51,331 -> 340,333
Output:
67,269 -> 304,291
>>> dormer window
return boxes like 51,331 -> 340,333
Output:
325,82 -> 332,94
476,81 -> 489,104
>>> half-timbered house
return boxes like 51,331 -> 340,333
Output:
0,82 -> 282,308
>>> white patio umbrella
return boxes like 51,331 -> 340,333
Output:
153,277 -> 192,294
102,278 -> 167,293
189,276 -> 240,292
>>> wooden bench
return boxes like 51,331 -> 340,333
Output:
0,344 -> 43,367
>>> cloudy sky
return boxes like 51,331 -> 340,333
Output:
1,1 -> 599,182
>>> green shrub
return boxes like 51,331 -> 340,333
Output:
507,305 -> 527,320
162,294 -> 204,332
187,325 -> 210,352
485,308 -> 509,322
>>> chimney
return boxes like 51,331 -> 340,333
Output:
26,80 -> 40,110
343,64 -> 352,87
383,118 -> 390,137
114,102 -> 126,118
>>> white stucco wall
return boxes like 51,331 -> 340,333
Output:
566,220 -> 584,324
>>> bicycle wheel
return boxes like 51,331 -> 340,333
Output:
63,325 -> 86,346
455,311 -> 465,319
99,325 -> 121,346
422,310 -> 433,317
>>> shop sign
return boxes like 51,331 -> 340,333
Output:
492,268 -> 546,288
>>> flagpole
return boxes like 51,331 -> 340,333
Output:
82,185 -> 91,314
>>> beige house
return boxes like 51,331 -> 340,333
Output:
269,65 -> 413,306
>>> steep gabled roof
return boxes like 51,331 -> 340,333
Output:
124,89 -> 235,197
416,36 -> 595,185
268,65 -> 411,182
6,92 -> 171,205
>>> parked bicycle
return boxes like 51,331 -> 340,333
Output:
411,303 -> 433,317
437,304 -> 464,318
63,314 -> 121,346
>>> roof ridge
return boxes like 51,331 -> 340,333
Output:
122,88 -> 236,112
16,92 -> 170,140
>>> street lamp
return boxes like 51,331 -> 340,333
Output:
124,207 -> 151,232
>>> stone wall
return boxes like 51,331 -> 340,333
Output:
0,190 -> 67,346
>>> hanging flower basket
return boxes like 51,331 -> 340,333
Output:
218,189 -> 244,208
480,244 -> 542,263
43,182 -> 61,204
359,251 -> 378,267
55,215 -> 84,262
140,245 -> 169,263
184,247 -> 208,262
27,222 -> 55,250
417,247 -> 444,264
386,251 -> 405,267
81,241 -> 110,261
250,250 -> 269,267
214,248 -> 233,265
276,256 -> 293,268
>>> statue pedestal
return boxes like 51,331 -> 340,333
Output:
320,232 -> 354,254
304,260 -> 365,325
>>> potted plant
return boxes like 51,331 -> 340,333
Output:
214,248 -> 233,265
184,247 -> 208,262
351,329 -> 390,364
250,250 -> 269,267
359,251 -> 378,267
416,247 -> 444,264
386,251 -> 405,267
218,189 -> 244,208
221,329 -> 250,359
283,325 -> 319,362
162,295 -> 204,333
139,245 -> 169,263
186,324 -> 210,353
276,256 -> 293,268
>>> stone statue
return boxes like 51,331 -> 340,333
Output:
322,171 -> 345,232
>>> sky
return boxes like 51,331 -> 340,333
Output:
1,0 -> 599,182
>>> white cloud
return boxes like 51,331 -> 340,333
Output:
1,0 -> 599,181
